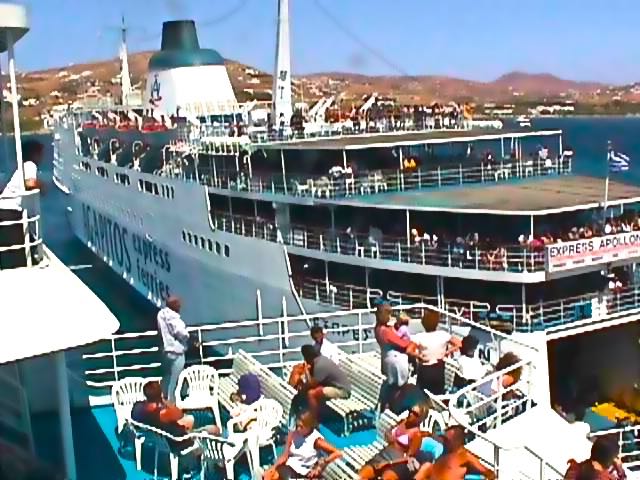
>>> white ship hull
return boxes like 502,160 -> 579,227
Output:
53,123 -> 307,325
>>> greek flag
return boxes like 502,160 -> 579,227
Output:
608,148 -> 630,172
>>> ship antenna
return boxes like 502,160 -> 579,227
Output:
272,0 -> 293,128
119,15 -> 132,106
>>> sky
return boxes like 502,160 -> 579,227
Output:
8,0 -> 640,85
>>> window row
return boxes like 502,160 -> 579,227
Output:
182,230 -> 230,257
138,179 -> 175,199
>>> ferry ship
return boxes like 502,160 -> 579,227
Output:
45,1 -> 640,478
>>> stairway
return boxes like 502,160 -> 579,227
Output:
466,406 -> 593,479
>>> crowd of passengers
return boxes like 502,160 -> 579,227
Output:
117,296 -> 633,479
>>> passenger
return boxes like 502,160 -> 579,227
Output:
375,303 -> 425,410
229,373 -> 262,433
359,403 -> 433,480
0,140 -> 45,269
564,436 -> 627,479
477,352 -> 523,400
310,325 -> 342,363
453,335 -> 491,389
393,312 -> 411,342
415,425 -> 495,480
264,411 -> 341,480
387,383 -> 430,416
300,344 -> 351,415
157,296 -> 192,403
412,311 -> 461,395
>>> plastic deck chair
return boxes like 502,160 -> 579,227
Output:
197,433 -> 247,480
175,365 -> 222,431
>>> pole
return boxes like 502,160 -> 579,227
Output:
405,209 -> 410,247
280,149 -> 288,195
603,146 -> 610,223
55,352 -> 77,480
8,35 -> 24,185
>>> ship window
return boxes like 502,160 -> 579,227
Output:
224,244 -> 230,257
96,166 -> 109,178
200,237 -> 205,249
153,183 -> 159,196
80,161 -> 92,172
138,179 -> 143,191
187,232 -> 193,243
207,239 -> 213,251
170,187 -> 175,199
215,241 -> 221,255
115,173 -> 130,186
182,230 -> 186,242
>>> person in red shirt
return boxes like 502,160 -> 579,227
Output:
374,302 -> 424,411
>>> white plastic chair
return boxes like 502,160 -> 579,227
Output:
175,365 -> 222,432
227,398 -> 283,475
111,377 -> 148,471
197,433 -> 247,480
111,377 -> 147,435
129,419 -> 200,480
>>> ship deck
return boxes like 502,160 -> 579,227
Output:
260,128 -> 561,150
327,175 -> 640,214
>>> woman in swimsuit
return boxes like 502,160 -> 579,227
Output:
359,402 -> 433,480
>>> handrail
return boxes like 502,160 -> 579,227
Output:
0,189 -> 43,270
589,424 -> 640,469
294,276 -> 640,333
199,156 -> 569,199
212,211 -> 546,274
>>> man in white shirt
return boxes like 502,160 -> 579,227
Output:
157,296 -> 190,402
0,140 -> 44,269
310,325 -> 343,363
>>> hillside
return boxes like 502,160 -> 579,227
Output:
2,50 -> 639,123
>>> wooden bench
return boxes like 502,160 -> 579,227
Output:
325,355 -> 386,436
219,350 -> 295,428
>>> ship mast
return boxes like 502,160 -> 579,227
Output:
119,15 -> 132,106
272,0 -> 292,127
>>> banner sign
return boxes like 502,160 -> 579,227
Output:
546,232 -> 640,273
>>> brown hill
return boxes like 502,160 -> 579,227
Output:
7,50 -> 621,119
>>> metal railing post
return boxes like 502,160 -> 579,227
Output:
358,312 -> 364,354
110,337 -> 119,382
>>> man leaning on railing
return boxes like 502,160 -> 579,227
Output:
0,140 -> 45,269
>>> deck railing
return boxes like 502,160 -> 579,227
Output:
0,190 -> 43,271
212,211 -> 546,274
590,424 -> 640,471
292,276 -> 640,333
201,157 -> 570,200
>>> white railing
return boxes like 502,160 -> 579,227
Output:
212,211 -> 546,274
200,157 -> 570,200
0,190 -> 43,271
590,424 -> 640,471
448,359 -> 564,479
293,276 -> 640,333
80,302 -> 531,403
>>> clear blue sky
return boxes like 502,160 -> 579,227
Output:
11,0 -> 640,84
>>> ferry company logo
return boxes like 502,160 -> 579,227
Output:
149,74 -> 163,107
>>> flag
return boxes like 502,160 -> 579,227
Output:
608,148 -> 630,172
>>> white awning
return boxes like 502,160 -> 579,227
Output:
0,247 -> 120,364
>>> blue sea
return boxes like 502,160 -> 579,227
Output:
2,117 -> 640,333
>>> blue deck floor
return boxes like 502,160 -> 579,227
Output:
31,406 -> 377,480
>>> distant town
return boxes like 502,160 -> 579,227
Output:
2,50 -> 640,132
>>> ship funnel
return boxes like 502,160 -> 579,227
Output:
144,19 -> 237,117
160,20 -> 199,50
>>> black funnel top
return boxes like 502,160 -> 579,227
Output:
149,19 -> 224,70
161,20 -> 199,51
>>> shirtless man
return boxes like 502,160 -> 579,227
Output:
415,425 -> 495,480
